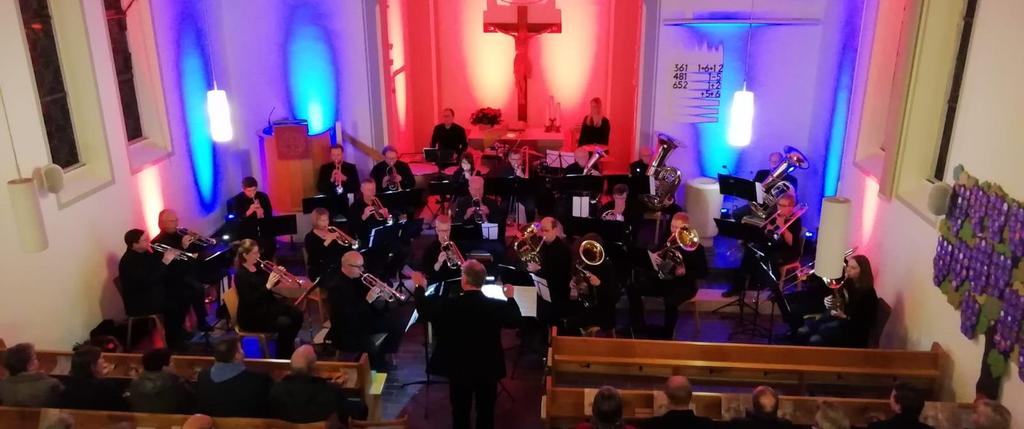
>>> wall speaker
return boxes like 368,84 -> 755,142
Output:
41,163 -> 64,194
927,181 -> 953,216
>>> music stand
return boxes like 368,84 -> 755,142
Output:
717,174 -> 761,202
427,179 -> 458,221
367,223 -> 402,249
557,174 -> 604,195
603,174 -> 629,195
259,214 -> 299,238
711,218 -> 773,339
451,223 -> 483,242
566,217 -> 630,244
423,148 -> 459,167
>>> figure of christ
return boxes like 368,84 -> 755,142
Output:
487,5 -> 561,122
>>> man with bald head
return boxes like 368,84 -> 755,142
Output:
269,345 -> 358,423
328,251 -> 401,371
152,209 -> 207,349
639,376 -> 714,429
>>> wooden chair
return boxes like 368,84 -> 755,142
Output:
113,277 -> 166,351
222,286 -> 275,358
349,416 -> 408,429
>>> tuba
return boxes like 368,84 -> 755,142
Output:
640,133 -> 682,210
383,165 -> 401,191
513,223 -> 543,265
571,240 -> 605,308
361,273 -> 407,303
441,240 -> 465,269
581,148 -> 605,176
749,146 -> 809,218
654,224 -> 700,279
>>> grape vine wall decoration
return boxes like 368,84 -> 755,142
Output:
933,167 -> 1024,388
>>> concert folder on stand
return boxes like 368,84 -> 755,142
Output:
717,173 -> 762,203
484,176 -> 536,197
423,148 -> 459,166
565,217 -> 630,243
714,218 -> 767,243
494,265 -> 541,318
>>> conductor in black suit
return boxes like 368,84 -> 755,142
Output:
412,260 -> 521,429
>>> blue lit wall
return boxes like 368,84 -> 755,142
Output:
822,0 -> 864,198
177,5 -> 218,212
286,4 -> 339,136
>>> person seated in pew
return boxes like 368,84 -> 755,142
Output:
565,147 -> 600,176
233,239 -> 304,359
128,348 -> 193,414
627,212 -> 708,340
794,255 -> 878,348
638,376 -> 715,429
815,401 -> 851,429
0,343 -> 63,407
58,345 -> 127,411
971,399 -> 1012,429
370,145 -> 415,192
39,412 -> 74,429
449,152 -> 482,198
867,383 -> 934,429
269,345 -> 365,424
420,215 -> 463,287
183,413 -> 215,429
196,337 -> 273,418
730,386 -> 796,429
598,184 -> 641,223
576,386 -> 637,429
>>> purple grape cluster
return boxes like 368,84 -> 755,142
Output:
1019,329 -> 1024,381
993,288 -> 1023,353
934,239 -> 955,286
984,191 -> 1010,240
952,240 -> 970,289
968,187 -> 985,239
986,253 -> 1014,300
960,290 -> 981,338
1009,202 -> 1024,259
949,184 -> 969,223
968,238 -> 993,294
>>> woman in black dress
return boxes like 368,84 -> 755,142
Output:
796,254 -> 879,348
233,239 -> 304,358
304,208 -> 351,282
578,97 -> 610,147
448,152 -> 481,198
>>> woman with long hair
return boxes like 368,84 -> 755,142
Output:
797,254 -> 879,347
578,97 -> 610,147
233,239 -> 304,358
304,208 -> 350,282
449,152 -> 480,198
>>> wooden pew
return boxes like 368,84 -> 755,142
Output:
0,344 -> 385,420
542,380 -> 973,429
548,328 -> 944,398
0,405 -> 325,428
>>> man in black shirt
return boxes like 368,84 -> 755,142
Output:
420,215 -> 463,287
527,217 -> 572,326
753,151 -> 798,191
329,251 -> 403,371
269,345 -> 359,424
723,193 -> 803,299
226,176 -> 276,259
452,176 -> 506,262
413,260 -> 521,429
152,210 -> 205,349
487,149 -> 537,223
196,338 -> 273,418
316,145 -> 360,217
348,179 -> 407,279
867,384 -> 934,429
370,146 -> 415,192
119,229 -> 175,319
564,147 -> 599,176
639,376 -> 715,429
430,108 -> 468,165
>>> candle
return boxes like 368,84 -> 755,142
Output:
546,97 -> 552,121
555,102 -> 561,122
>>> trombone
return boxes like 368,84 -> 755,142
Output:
763,203 -> 808,240
441,240 -> 465,269
326,226 -> 359,249
176,227 -> 216,246
152,243 -> 197,261
258,259 -> 302,287
361,273 -> 407,303
370,197 -> 394,225
779,247 -> 857,291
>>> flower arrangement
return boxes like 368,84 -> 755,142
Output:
470,107 -> 502,127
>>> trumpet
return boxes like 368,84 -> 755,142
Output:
653,225 -> 700,279
763,203 -> 808,240
441,240 -> 465,269
176,227 -> 216,246
326,226 -> 359,249
361,273 -> 407,303
512,222 -> 543,265
471,198 -> 485,224
151,243 -> 197,260
258,259 -> 302,287
383,165 -> 401,191
370,197 -> 394,225
333,162 -> 344,195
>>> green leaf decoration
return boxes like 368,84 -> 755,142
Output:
980,296 -> 1003,321
940,279 -> 954,295
959,220 -> 976,243
987,349 -> 1007,379
938,220 -> 952,240
1011,348 -> 1020,370
1014,263 -> 1024,284
1013,282 -> 1024,296
994,242 -> 1010,256
947,283 -> 966,309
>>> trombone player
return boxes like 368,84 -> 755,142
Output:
627,212 -> 708,340
722,193 -> 803,298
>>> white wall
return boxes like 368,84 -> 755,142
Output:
840,0 -> 1024,423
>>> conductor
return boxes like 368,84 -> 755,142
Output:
412,260 -> 521,429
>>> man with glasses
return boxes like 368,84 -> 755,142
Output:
327,251 -> 402,370
420,215 -> 463,288
723,194 -> 803,302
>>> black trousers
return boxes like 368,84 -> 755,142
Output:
627,279 -> 697,338
269,304 -> 303,359
449,376 -> 499,429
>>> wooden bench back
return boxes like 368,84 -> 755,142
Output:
0,406 -> 325,428
543,381 -> 973,429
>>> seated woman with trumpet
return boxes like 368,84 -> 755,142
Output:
369,145 -> 415,192
304,208 -> 358,282
793,255 -> 878,348
233,239 -> 304,359
564,234 -> 618,337
627,212 -> 708,340
419,215 -> 464,288
330,250 -> 407,371
449,152 -> 481,198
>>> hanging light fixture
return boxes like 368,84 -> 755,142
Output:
204,3 -> 232,142
728,0 -> 756,148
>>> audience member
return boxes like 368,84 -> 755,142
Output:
269,344 -> 364,424
814,401 -> 850,429
971,399 -> 1011,429
182,414 -> 215,429
0,343 -> 63,407
576,386 -> 637,429
639,376 -> 714,429
195,338 -> 272,418
128,348 -> 193,414
867,383 -> 933,429
39,411 -> 75,429
58,345 -> 127,411
731,386 -> 795,429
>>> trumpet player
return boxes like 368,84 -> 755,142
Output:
627,213 -> 708,340
349,179 -> 409,280
233,239 -> 304,359
420,215 -> 463,287
793,255 -> 878,348
226,176 -> 276,259
370,146 -> 414,192
304,208 -> 356,282
153,209 -> 207,349
329,251 -> 404,371
316,145 -> 361,216
119,229 -> 177,324
454,176 -> 500,224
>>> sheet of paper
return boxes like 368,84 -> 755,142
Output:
532,274 -> 551,303
482,222 -> 499,240
51,355 -> 71,376
481,284 -> 536,317
572,196 -> 590,218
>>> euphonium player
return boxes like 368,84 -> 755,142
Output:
627,212 -> 708,340
525,217 -> 572,327
233,239 -> 303,359
565,234 -> 618,336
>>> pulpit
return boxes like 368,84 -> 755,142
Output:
257,122 -> 332,214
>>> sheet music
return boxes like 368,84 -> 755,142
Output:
532,274 -> 551,303
481,284 -> 537,318
647,250 -> 660,271
545,150 -> 573,167
482,222 -> 499,240
572,196 -> 590,218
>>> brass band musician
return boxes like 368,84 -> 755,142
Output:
316,145 -> 360,197
627,212 -> 708,340
419,215 -> 463,287
233,239 -> 303,359
565,234 -> 618,336
226,176 -> 276,259
526,217 -> 572,325
118,229 -> 176,322
304,208 -> 352,282
152,209 -> 207,349
722,193 -> 803,298
369,146 -> 415,192
348,179 -> 408,280
329,251 -> 404,371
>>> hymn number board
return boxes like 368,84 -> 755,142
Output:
671,63 -> 724,99
665,43 -> 726,124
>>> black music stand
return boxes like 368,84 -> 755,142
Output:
565,217 -> 630,243
712,218 -> 774,340
603,174 -> 629,195
427,179 -> 458,220
718,173 -> 760,202
557,174 -> 604,195
400,280 -> 459,418
423,148 -> 459,167
484,176 -> 534,197
451,223 -> 483,241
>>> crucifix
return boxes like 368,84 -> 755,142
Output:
484,0 -> 562,123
